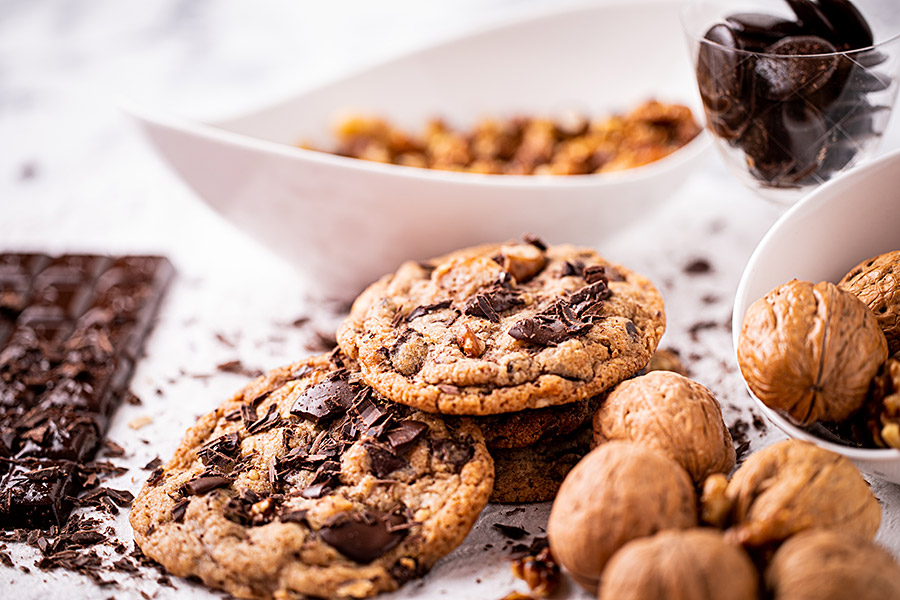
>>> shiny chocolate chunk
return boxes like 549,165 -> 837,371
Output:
290,376 -> 358,422
756,36 -> 838,100
365,442 -> 409,478
319,510 -> 409,563
817,0 -> 873,50
430,437 -> 474,472
180,475 -> 233,496
384,420 -> 429,454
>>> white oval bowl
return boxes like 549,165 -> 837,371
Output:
733,148 -> 900,483
127,0 -> 708,299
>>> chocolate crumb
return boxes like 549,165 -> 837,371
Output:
142,457 -> 162,471
493,523 -> 529,539
216,360 -> 264,378
684,258 -> 712,274
101,440 -> 126,457
171,499 -> 190,522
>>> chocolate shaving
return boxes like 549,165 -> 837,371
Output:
493,523 -> 529,539
216,360 -> 264,378
171,498 -> 189,522
278,508 -> 308,524
245,404 -> 283,435
406,300 -> 452,322
180,475 -> 232,496
464,286 -> 524,322
142,456 -> 162,471
318,509 -> 409,563
582,265 -> 609,285
299,482 -> 331,499
146,467 -> 164,486
523,234 -> 547,251
509,280 -> 611,346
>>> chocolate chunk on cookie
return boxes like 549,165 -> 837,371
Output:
129,353 -> 494,600
337,241 -> 665,415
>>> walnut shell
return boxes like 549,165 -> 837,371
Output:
765,529 -> 900,600
839,250 -> 900,357
715,440 -> 881,547
546,441 -> 697,592
737,280 -> 887,426
598,529 -> 758,600
591,371 -> 735,483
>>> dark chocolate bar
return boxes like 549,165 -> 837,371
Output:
0,253 -> 173,528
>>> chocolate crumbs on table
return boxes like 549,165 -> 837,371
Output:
492,523 -> 529,540
684,258 -> 713,274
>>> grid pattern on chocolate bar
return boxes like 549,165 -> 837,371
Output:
0,253 -> 173,529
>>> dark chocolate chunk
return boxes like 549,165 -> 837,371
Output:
365,443 -> 409,478
0,459 -> 78,528
245,404 -> 283,435
180,475 -> 232,496
582,265 -> 608,285
146,466 -> 164,486
684,258 -> 712,274
492,523 -> 529,540
756,36 -> 838,100
197,433 -> 240,469
523,234 -> 547,251
278,508 -> 308,524
463,286 -> 524,322
405,301 -> 452,322
318,510 -> 409,563
429,437 -> 474,472
817,0 -> 873,50
299,482 -> 331,499
290,376 -> 357,422
384,421 -> 429,454
509,281 -> 610,346
171,498 -> 189,523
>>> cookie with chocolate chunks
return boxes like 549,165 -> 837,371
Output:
129,353 -> 494,600
337,240 -> 665,415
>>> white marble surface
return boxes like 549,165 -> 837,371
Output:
2,0 -> 900,598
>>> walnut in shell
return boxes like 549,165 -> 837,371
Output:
700,440 -> 880,547
839,250 -> 900,357
546,441 -> 697,592
591,371 -> 735,483
765,529 -> 900,600
737,280 -> 887,426
598,529 -> 758,600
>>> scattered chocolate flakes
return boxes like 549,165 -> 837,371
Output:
523,234 -> 547,251
560,261 -> 585,278
493,523 -> 529,539
684,258 -> 712,274
0,547 -> 12,568
171,498 -> 190,522
509,280 -> 611,346
197,433 -> 240,469
216,360 -> 264,378
245,404 -> 283,435
180,475 -> 232,496
290,316 -> 310,328
124,391 -> 142,406
464,286 -> 524,323
729,418 -> 752,463
214,332 -> 236,348
319,509 -> 409,563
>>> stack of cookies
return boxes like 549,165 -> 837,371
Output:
337,238 -> 666,503
130,238 -> 665,600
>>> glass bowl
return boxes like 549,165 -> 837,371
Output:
683,0 -> 900,203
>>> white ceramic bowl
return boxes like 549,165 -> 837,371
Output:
128,0 -> 709,299
733,148 -> 900,483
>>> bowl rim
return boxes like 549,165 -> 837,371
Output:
122,0 -> 712,191
731,147 -> 900,460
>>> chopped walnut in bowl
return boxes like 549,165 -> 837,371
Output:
306,100 -> 701,176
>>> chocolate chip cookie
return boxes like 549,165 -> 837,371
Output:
129,352 -> 494,600
489,423 -> 593,503
475,396 -> 598,449
337,239 -> 665,415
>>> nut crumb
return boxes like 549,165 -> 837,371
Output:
128,416 -> 154,430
